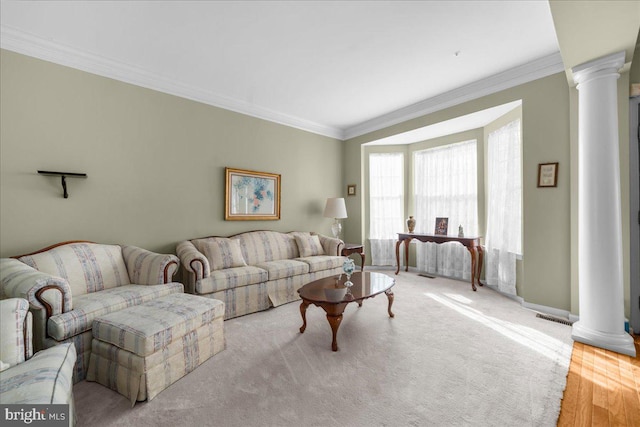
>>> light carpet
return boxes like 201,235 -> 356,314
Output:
74,270 -> 573,426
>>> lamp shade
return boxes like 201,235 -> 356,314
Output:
323,197 -> 347,219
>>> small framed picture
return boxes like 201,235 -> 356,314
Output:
347,184 -> 356,196
538,162 -> 558,188
435,217 -> 449,235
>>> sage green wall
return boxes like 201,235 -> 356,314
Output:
632,44 -> 640,85
0,49 -> 343,257
345,73 -> 571,311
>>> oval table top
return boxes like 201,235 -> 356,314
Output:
297,271 -> 395,304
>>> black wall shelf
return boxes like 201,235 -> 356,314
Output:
37,170 -> 87,198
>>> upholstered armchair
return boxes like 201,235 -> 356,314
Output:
0,241 -> 182,381
0,298 -> 76,426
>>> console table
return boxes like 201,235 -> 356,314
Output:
395,233 -> 484,291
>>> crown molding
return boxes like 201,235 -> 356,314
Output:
0,26 -> 344,140
2,25 -> 564,142
343,52 -> 565,140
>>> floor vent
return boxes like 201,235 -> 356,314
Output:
536,313 -> 574,326
418,273 -> 436,279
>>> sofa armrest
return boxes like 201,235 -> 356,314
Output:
176,241 -> 210,281
121,246 -> 179,285
0,298 -> 33,367
0,258 -> 72,318
314,233 -> 345,256
0,342 -> 76,408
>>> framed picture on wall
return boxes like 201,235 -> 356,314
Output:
225,167 -> 281,220
538,162 -> 559,187
347,184 -> 356,196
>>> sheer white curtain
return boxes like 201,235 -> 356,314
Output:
414,140 -> 478,280
369,152 -> 404,265
486,119 -> 522,295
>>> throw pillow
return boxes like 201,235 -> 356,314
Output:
193,238 -> 247,271
294,234 -> 324,257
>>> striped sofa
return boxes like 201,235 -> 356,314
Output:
177,231 -> 345,319
0,241 -> 182,382
0,298 -> 76,426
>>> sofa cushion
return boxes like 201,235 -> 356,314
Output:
47,283 -> 184,341
293,233 -> 325,257
0,343 -> 76,405
19,243 -> 130,297
297,256 -> 344,273
254,259 -> 309,281
192,237 -> 247,271
235,231 -> 299,264
196,266 -> 267,294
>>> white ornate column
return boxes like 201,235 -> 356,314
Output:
571,51 -> 636,356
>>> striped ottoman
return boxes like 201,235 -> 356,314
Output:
86,293 -> 225,405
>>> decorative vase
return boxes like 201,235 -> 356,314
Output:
407,216 -> 416,233
342,258 -> 355,287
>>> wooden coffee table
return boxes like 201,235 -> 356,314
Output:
297,272 -> 395,351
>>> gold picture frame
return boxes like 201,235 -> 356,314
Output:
347,184 -> 356,196
225,167 -> 281,220
537,162 -> 558,188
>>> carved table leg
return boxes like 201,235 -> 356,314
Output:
395,240 -> 402,275
327,314 -> 343,351
466,246 -> 478,291
404,239 -> 411,272
299,300 -> 309,333
386,290 -> 395,318
477,245 -> 484,287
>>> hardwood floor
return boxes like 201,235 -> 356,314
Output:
557,334 -> 640,426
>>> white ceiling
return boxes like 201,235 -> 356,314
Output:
0,1 -> 562,140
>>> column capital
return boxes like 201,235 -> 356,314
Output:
571,51 -> 625,86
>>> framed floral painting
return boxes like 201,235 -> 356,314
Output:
225,167 -> 281,220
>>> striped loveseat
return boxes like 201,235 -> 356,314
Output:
0,241 -> 182,381
177,231 -> 344,319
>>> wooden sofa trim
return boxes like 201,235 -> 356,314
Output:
164,261 -> 178,284
11,243 -> 85,323
35,284 -> 69,318
12,240 -> 95,258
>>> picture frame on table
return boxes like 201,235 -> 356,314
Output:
225,167 -> 281,220
434,217 -> 449,235
537,162 -> 558,188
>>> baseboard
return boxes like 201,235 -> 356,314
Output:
384,268 -> 579,323
522,300 -> 573,321
481,282 -> 523,303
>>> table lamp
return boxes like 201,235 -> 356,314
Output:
323,197 -> 347,239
